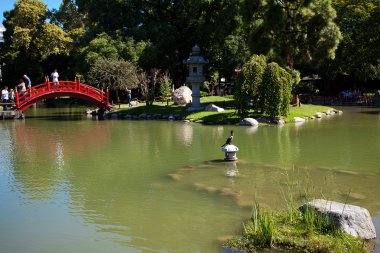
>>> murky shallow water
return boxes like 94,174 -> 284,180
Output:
0,106 -> 379,252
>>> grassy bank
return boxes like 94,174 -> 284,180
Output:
109,96 -> 335,124
225,203 -> 370,253
225,169 -> 373,253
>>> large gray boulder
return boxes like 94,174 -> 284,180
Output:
300,199 -> 376,240
239,118 -> 259,126
173,86 -> 192,105
205,104 -> 224,112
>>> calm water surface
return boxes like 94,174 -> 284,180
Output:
0,106 -> 379,253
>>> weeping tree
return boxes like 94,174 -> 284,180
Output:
234,55 -> 267,117
88,58 -> 139,104
234,55 -> 294,118
261,62 -> 293,118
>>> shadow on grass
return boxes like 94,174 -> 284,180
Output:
198,111 -> 240,124
115,104 -> 189,117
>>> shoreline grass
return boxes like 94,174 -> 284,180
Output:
225,169 -> 373,253
225,204 -> 370,253
109,96 -> 336,125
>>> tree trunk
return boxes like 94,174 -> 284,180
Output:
116,90 -> 120,106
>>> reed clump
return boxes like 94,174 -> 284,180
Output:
225,170 -> 372,253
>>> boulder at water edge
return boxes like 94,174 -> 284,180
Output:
239,118 -> 259,126
173,86 -> 192,105
293,117 -> 306,122
204,103 -> 224,112
299,199 -> 376,240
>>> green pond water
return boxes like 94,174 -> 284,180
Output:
0,106 -> 379,253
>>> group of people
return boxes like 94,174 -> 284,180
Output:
1,74 -> 31,111
339,89 -> 362,100
1,85 -> 13,111
1,70 -> 59,111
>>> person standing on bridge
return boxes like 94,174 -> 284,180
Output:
23,74 -> 31,89
9,88 -> 15,105
23,74 -> 31,96
51,69 -> 59,88
2,86 -> 9,111
16,79 -> 26,102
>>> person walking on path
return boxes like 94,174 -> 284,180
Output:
2,86 -> 9,111
51,69 -> 59,87
126,88 -> 132,107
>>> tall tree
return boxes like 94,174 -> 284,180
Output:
51,0 -> 86,47
2,0 -> 72,84
75,0 -> 245,84
80,32 -> 148,76
234,54 -> 267,117
242,0 -> 342,69
328,0 -> 380,82
88,58 -> 139,104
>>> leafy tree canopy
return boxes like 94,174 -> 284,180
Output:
242,0 -> 342,69
328,0 -> 380,82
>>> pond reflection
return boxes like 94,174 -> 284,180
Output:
0,107 -> 379,253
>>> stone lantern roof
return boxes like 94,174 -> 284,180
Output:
183,44 -> 209,65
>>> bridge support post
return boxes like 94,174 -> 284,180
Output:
47,78 -> 51,91
15,92 -> 20,109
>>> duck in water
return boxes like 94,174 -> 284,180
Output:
221,130 -> 234,147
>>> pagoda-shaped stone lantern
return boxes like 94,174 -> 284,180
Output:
183,44 -> 209,111
221,145 -> 239,161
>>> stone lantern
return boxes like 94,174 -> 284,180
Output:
221,145 -> 239,161
183,44 -> 209,111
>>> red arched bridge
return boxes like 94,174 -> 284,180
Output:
15,79 -> 111,112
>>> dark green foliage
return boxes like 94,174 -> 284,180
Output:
261,63 -> 282,118
1,0 -> 377,96
159,72 -> 172,103
234,55 -> 267,117
88,57 -> 139,103
261,62 -> 292,118
328,0 -> 380,82
234,56 -> 292,118
242,0 -> 342,69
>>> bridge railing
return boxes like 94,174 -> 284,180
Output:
15,79 -> 109,109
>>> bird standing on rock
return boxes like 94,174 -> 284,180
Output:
221,130 -> 234,147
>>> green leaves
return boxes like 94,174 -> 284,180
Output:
234,55 -> 293,118
330,0 -> 380,81
243,0 -> 342,68
88,58 -> 139,91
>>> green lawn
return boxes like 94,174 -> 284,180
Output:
110,96 -> 335,124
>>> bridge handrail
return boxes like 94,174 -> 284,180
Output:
15,80 -> 110,110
